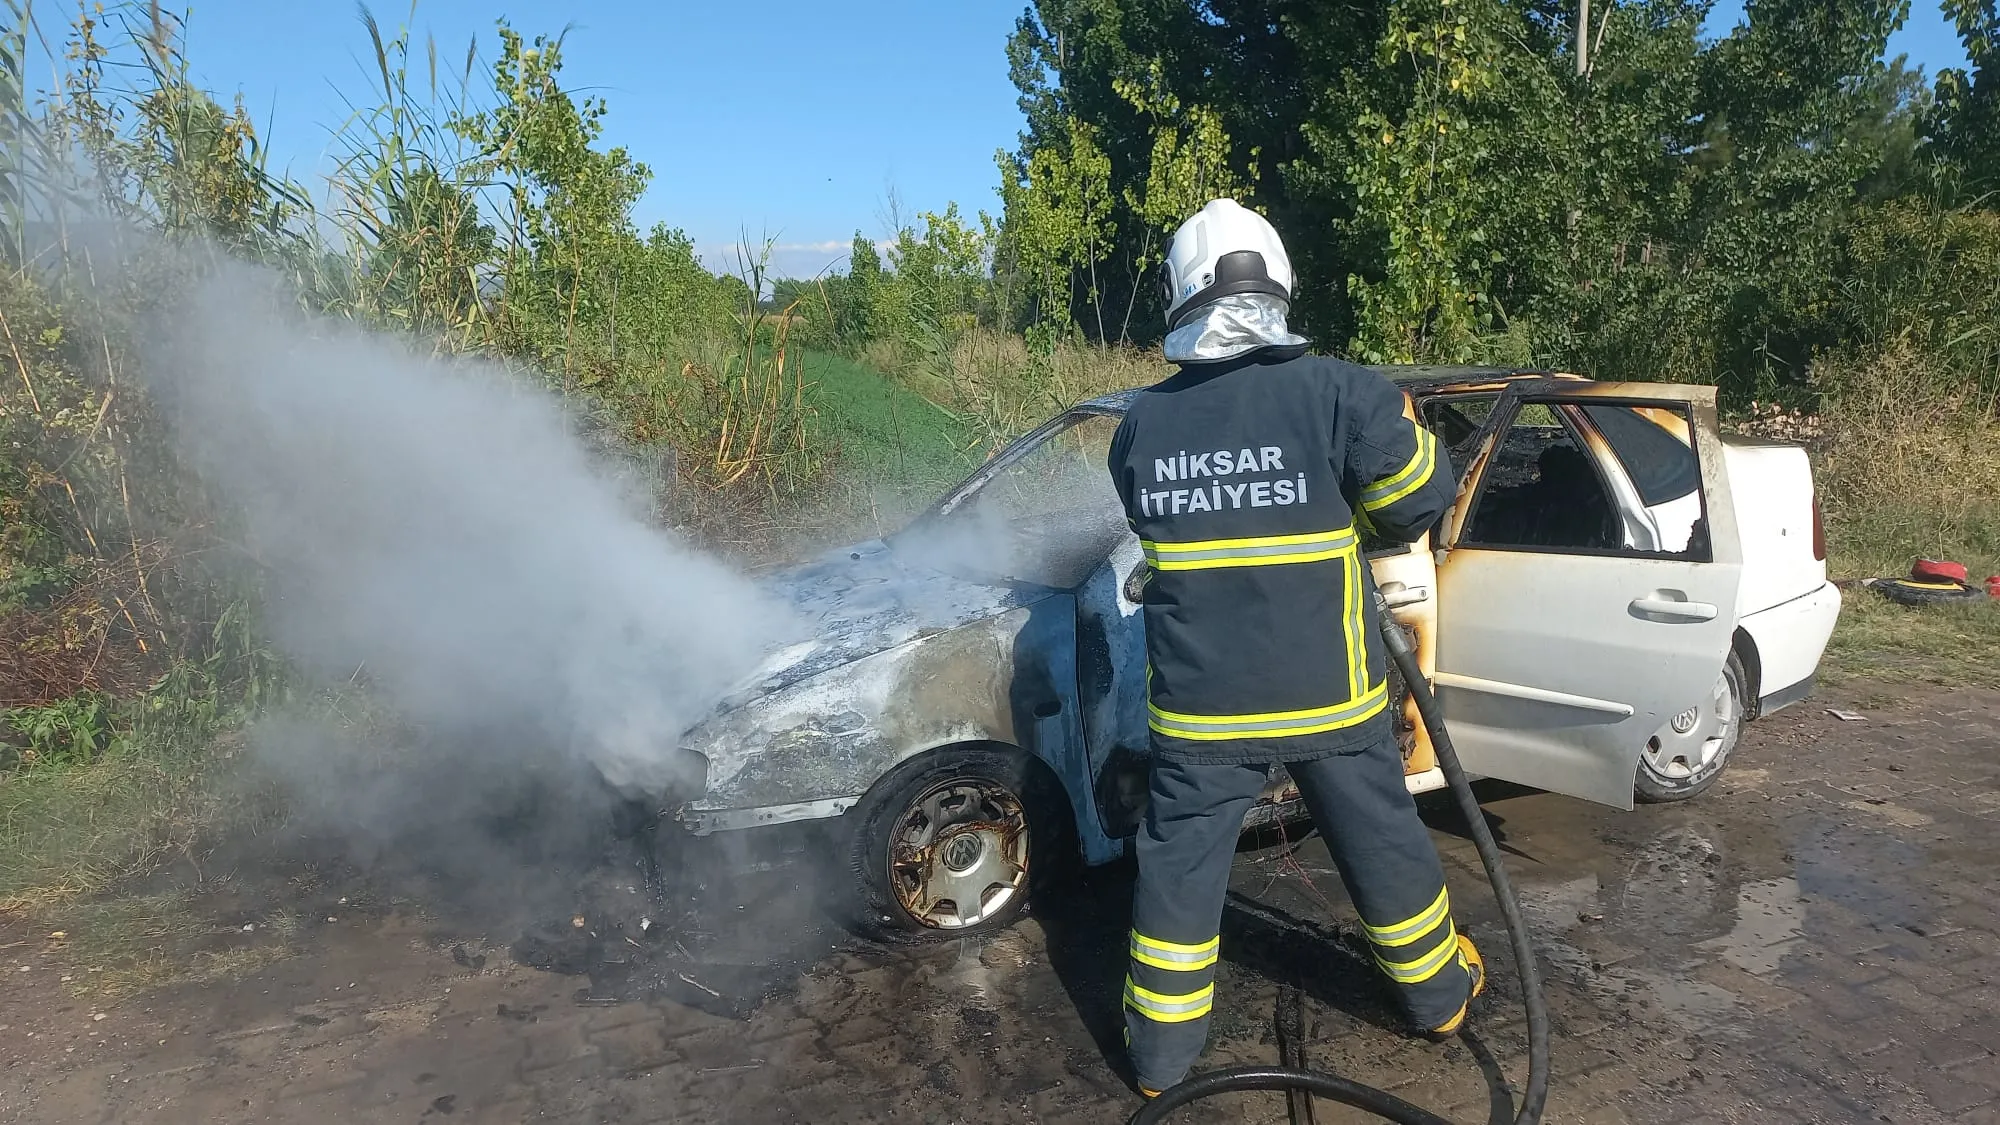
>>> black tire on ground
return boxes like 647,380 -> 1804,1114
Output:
1634,652 -> 1748,804
1873,579 -> 1987,607
843,744 -> 1074,943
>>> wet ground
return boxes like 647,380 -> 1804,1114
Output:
3,679 -> 1999,1125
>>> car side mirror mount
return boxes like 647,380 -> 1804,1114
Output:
1123,562 -> 1149,605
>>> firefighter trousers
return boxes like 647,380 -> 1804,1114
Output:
1123,735 -> 1475,1093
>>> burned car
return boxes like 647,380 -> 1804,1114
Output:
670,368 -> 1842,939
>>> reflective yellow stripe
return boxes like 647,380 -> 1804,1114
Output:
1141,527 -> 1358,571
1131,931 -> 1219,971
1139,517 -> 1381,742
1344,533 -> 1365,700
1366,887 -> 1451,948
1123,977 -> 1215,1023
1362,428 -> 1438,512
1375,924 -> 1461,984
1147,529 -> 1356,552
1149,681 -> 1389,741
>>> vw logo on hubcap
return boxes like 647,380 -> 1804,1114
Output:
942,832 -> 984,872
1670,707 -> 1699,734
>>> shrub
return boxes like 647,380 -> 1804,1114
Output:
1810,339 -> 2000,577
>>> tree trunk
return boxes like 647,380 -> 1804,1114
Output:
1119,230 -> 1155,344
1088,250 -> 1107,348
1576,0 -> 1591,76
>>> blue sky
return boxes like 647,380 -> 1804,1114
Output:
24,1 -> 1976,279
1708,0 -> 1971,79
65,0 -> 1030,278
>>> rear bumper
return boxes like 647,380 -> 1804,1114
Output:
1740,581 -> 1842,716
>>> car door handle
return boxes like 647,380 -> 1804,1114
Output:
1629,595 -> 1718,621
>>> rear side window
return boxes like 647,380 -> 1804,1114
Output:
1460,398 -> 1710,560
1579,404 -> 1698,506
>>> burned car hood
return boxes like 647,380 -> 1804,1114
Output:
717,539 -> 1049,707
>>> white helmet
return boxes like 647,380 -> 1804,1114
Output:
1161,198 -> 1294,331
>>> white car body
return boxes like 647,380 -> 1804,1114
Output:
1378,374 -> 1840,809
1722,439 -> 1843,713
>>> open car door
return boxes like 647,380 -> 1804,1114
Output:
1433,382 -> 1742,809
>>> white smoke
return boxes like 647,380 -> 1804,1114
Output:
145,263 -> 799,798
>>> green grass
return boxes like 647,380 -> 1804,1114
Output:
1823,587 -> 2000,688
1772,342 -> 2000,692
1820,505 -> 2000,690
799,349 -> 982,516
0,713 -> 303,997
0,734 -> 239,914
1825,514 -> 2000,587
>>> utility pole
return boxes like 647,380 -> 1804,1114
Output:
1575,0 -> 1591,77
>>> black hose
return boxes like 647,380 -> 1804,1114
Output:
1132,1067 -> 1458,1125
1128,595 -> 1551,1125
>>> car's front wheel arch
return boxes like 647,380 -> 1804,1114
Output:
839,741 -> 1077,943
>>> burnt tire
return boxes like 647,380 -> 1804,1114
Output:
843,745 -> 1073,943
1634,652 -> 1747,804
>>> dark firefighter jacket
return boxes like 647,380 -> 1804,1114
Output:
1106,350 -> 1456,765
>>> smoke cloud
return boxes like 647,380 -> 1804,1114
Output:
144,264 -> 799,814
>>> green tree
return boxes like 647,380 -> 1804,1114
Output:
872,203 -> 995,369
996,114 -> 1113,342
1005,0 -> 1389,341
1007,0 -> 1933,396
452,24 -> 652,386
838,232 -> 882,344
1,0 -> 24,265
1343,0 -> 1513,362
1111,60 -> 1255,341
1930,0 -> 2000,192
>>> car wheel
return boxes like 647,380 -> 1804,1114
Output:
844,745 -> 1071,942
1634,652 -> 1746,803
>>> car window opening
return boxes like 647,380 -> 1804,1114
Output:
1462,399 -> 1710,561
1420,393 -> 1502,466
901,413 -> 1129,589
1578,403 -> 1699,506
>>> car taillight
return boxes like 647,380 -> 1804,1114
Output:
1811,493 -> 1826,561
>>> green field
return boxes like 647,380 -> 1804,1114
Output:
798,350 -> 984,513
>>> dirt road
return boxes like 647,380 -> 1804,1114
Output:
4,680 -> 1998,1124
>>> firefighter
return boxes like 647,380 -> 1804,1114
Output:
1107,198 -> 1483,1097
